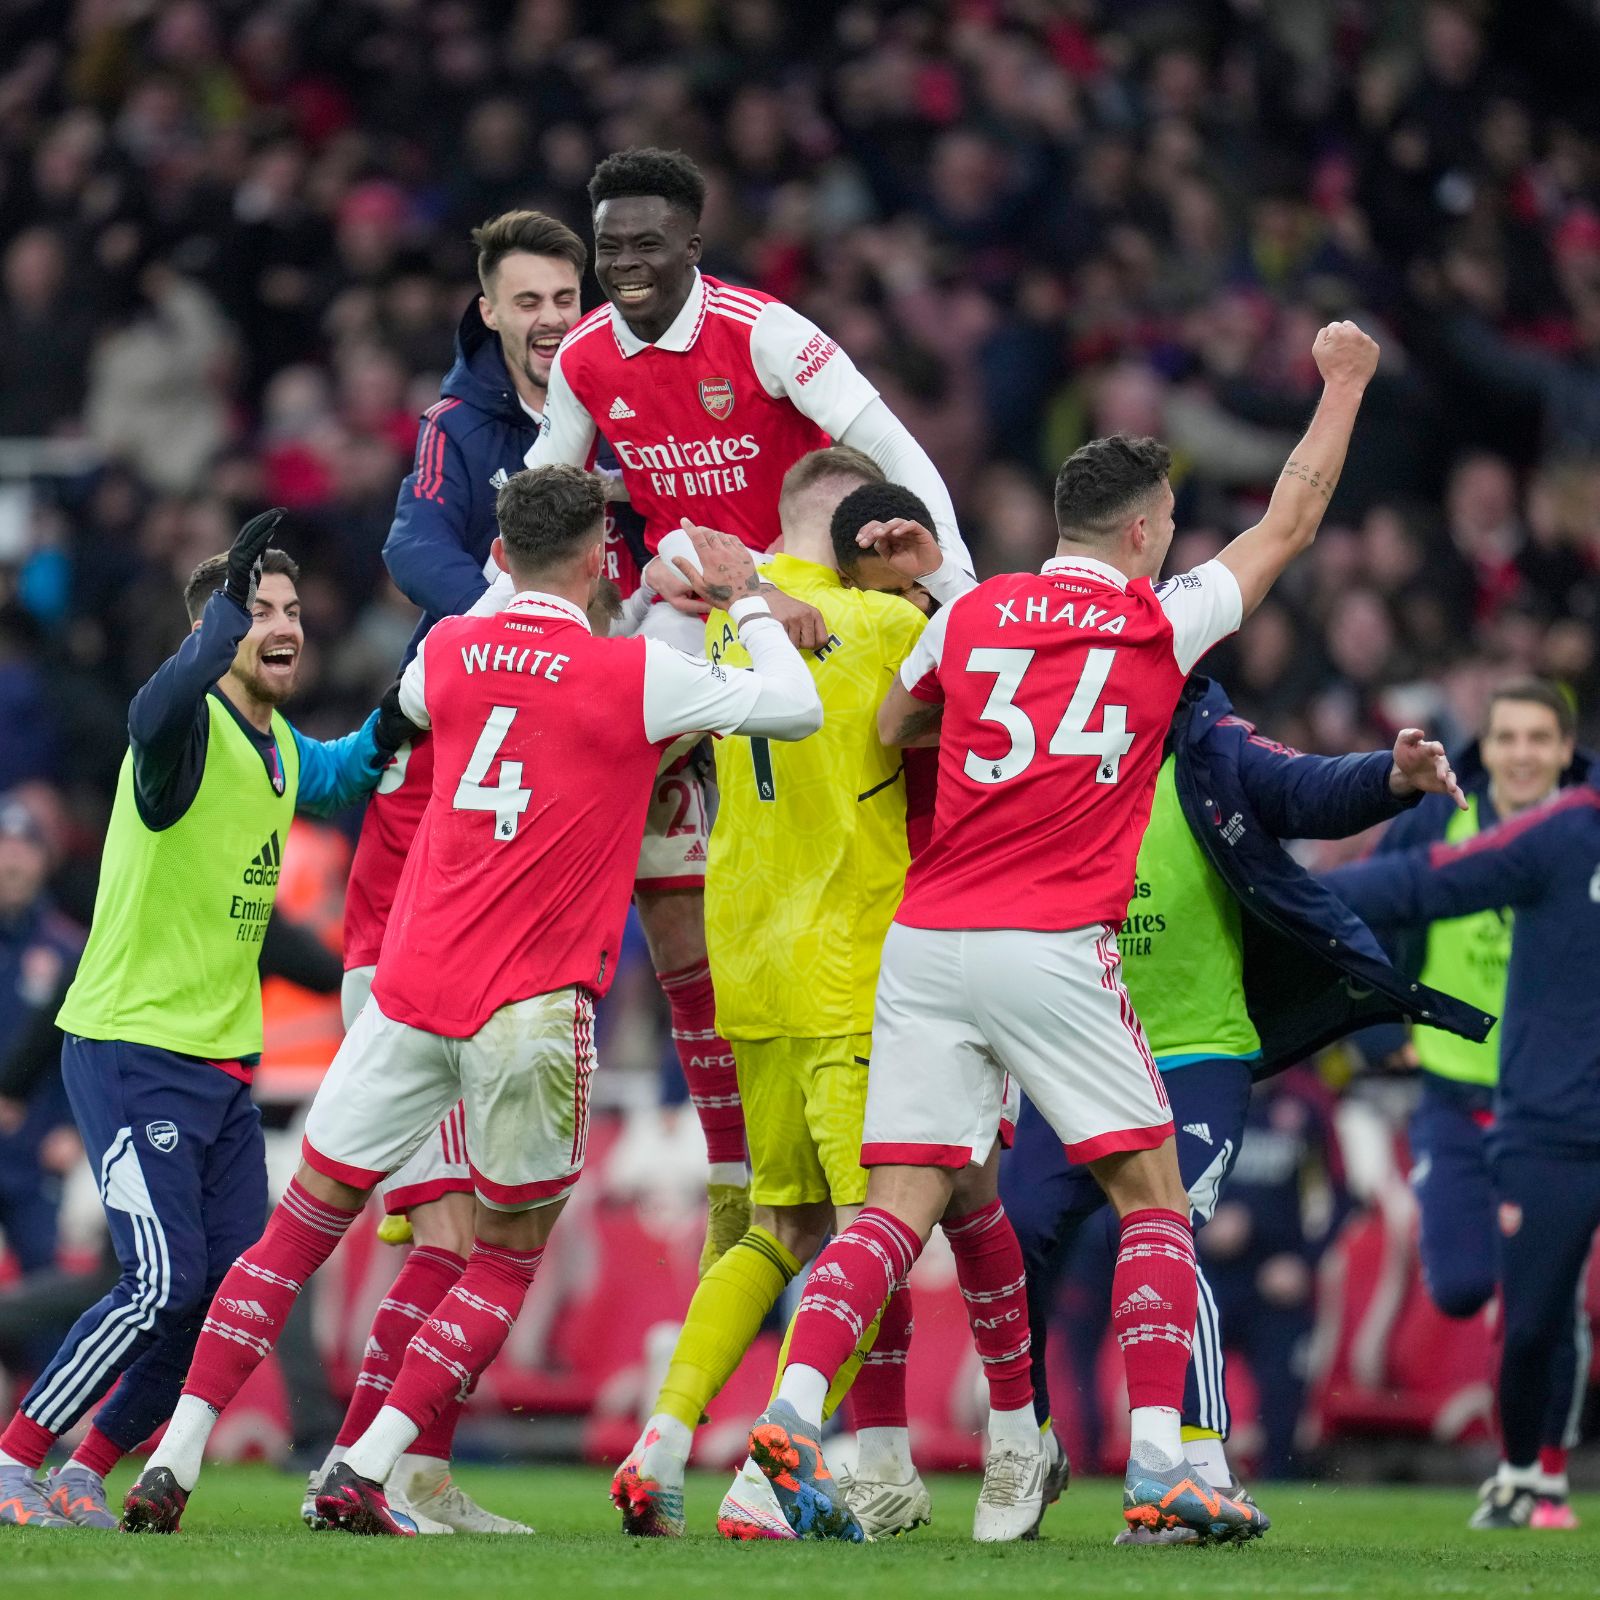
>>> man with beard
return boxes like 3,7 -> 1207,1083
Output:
0,511 -> 418,1529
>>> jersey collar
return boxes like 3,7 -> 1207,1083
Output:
1041,553 -> 1129,590
765,550 -> 842,590
610,270 -> 707,358
506,591 -> 592,632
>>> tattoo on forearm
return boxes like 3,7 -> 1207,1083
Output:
896,702 -> 944,744
1281,458 -> 1335,500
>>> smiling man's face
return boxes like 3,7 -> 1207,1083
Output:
480,250 -> 583,400
592,195 -> 701,342
228,572 -> 303,706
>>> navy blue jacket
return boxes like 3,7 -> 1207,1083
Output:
382,302 -> 645,663
1375,738 -> 1593,944
1362,738 -> 1593,1095
1170,678 -> 1492,1077
1328,774 -> 1600,1157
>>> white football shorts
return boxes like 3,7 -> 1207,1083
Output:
309,983 -> 597,1211
635,750 -> 710,891
861,922 -> 1172,1169
342,966 -> 472,1214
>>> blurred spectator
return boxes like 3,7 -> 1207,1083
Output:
0,793 -> 84,1293
0,227 -> 96,437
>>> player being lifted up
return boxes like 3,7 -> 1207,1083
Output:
744,320 -> 1380,1544
121,467 -> 822,1536
526,145 -> 975,1270
528,147 -> 973,591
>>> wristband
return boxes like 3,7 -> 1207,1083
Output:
730,595 -> 773,624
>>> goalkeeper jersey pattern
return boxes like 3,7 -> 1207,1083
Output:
704,553 -> 927,1040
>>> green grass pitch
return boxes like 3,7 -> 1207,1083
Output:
8,1464 -> 1598,1599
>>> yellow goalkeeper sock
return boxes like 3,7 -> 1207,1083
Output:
656,1226 -> 800,1431
768,1294 -> 886,1422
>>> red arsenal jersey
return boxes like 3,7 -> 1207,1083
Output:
894,556 -> 1242,933
374,590 -> 810,1037
528,271 -> 880,555
343,732 -> 433,970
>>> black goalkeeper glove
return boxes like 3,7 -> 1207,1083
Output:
224,507 -> 287,610
373,678 -> 424,756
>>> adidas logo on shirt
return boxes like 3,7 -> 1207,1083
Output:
1114,1283 -> 1172,1318
1182,1122 -> 1213,1146
242,830 -> 282,886
489,468 -> 510,490
609,396 -> 636,420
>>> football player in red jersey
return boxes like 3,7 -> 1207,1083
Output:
743,321 -> 1381,1545
526,148 -> 978,1268
124,466 -> 822,1535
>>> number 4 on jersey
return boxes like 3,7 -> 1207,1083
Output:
963,646 -> 1133,786
454,704 -> 532,839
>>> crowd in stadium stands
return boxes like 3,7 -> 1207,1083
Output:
0,0 -> 1598,1475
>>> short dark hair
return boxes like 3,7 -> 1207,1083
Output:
780,445 -> 884,510
495,465 -> 606,576
471,208 -> 587,290
1053,434 -> 1172,542
587,147 -> 706,222
185,548 -> 299,622
1488,677 -> 1576,740
829,482 -> 935,573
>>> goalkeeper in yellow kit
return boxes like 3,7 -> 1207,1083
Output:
611,447 -> 956,1540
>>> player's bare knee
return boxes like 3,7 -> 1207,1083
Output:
295,1159 -> 370,1213
635,887 -> 706,973
763,1199 -> 833,1261
863,1164 -> 949,1243
1090,1138 -> 1190,1218
408,1191 -> 475,1256
945,1149 -> 999,1220
472,1192 -> 568,1251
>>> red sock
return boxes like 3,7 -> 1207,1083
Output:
849,1281 -> 912,1430
68,1424 -> 123,1478
183,1179 -> 360,1410
383,1240 -> 544,1432
1540,1446 -> 1568,1478
658,960 -> 745,1166
788,1209 -> 921,1383
0,1412 -> 55,1469
334,1246 -> 465,1450
1112,1208 -> 1197,1410
944,1198 -> 1034,1413
411,1395 -> 466,1460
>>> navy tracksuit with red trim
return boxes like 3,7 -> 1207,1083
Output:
1328,777 -> 1600,1471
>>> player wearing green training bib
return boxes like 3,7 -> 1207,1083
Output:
0,512 -> 420,1532
1001,676 -> 1490,1533
1370,680 -> 1591,1532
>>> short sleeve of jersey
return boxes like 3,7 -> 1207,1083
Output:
898,602 -> 953,702
749,301 -> 879,440
1155,559 -> 1243,675
523,347 -> 597,469
398,630 -> 431,728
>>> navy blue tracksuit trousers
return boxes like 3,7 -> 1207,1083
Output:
1001,1057 -> 1255,1437
1410,1076 -> 1589,1454
18,1036 -> 266,1452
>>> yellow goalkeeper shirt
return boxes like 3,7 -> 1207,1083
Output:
704,552 -> 927,1041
